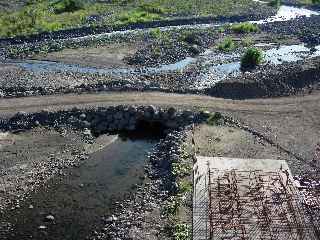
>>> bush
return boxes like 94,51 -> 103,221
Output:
269,0 -> 281,8
218,37 -> 235,52
178,180 -> 192,194
172,163 -> 192,177
149,28 -> 162,39
52,0 -> 86,14
179,31 -> 200,45
206,112 -> 223,126
173,224 -> 190,240
230,22 -> 259,33
241,48 -> 264,69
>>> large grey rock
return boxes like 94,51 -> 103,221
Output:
79,113 -> 86,120
160,110 -> 169,120
44,215 -> 55,222
182,110 -> 193,117
128,106 -> 137,115
118,118 -> 128,129
106,114 -> 113,122
167,107 -> 177,118
114,111 -> 123,120
165,120 -> 179,129
123,111 -> 130,121
96,122 -> 108,133
146,105 -> 156,115
80,120 -> 91,129
15,111 -> 27,118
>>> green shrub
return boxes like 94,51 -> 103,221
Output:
218,37 -> 235,52
149,28 -> 162,39
217,26 -> 226,33
173,224 -> 191,240
241,48 -> 264,69
269,0 -> 281,8
52,0 -> 86,14
178,180 -> 192,194
230,22 -> 259,33
172,163 -> 192,177
179,31 -> 200,45
312,0 -> 320,4
206,112 -> 223,126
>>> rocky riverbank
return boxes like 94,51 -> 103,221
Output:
1,54 -> 320,99
207,57 -> 320,99
89,129 -> 190,240
260,15 -> 320,45
0,106 -> 202,239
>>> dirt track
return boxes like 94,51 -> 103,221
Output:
1,91 -> 319,164
0,91 -> 319,116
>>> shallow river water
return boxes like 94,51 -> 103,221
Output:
1,134 -> 157,240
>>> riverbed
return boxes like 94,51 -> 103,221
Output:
0,131 -> 158,240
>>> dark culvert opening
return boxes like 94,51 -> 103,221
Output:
119,120 -> 167,141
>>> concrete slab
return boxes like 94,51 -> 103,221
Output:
193,157 -> 317,240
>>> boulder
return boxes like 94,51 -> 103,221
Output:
167,107 -> 177,118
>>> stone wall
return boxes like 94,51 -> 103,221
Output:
0,105 -> 206,134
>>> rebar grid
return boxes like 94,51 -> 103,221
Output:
208,169 -> 317,240
193,167 -> 318,240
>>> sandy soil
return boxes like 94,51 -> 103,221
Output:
31,43 -> 138,68
193,124 -> 311,176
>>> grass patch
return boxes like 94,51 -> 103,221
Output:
241,47 -> 264,69
0,0 -> 260,38
138,2 -> 167,14
218,37 -> 236,52
149,28 -> 162,39
116,9 -> 162,25
52,0 -> 86,14
241,36 -> 254,47
206,112 -> 224,126
0,0 -> 109,37
230,22 -> 259,33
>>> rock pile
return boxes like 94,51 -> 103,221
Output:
0,106 -> 203,135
